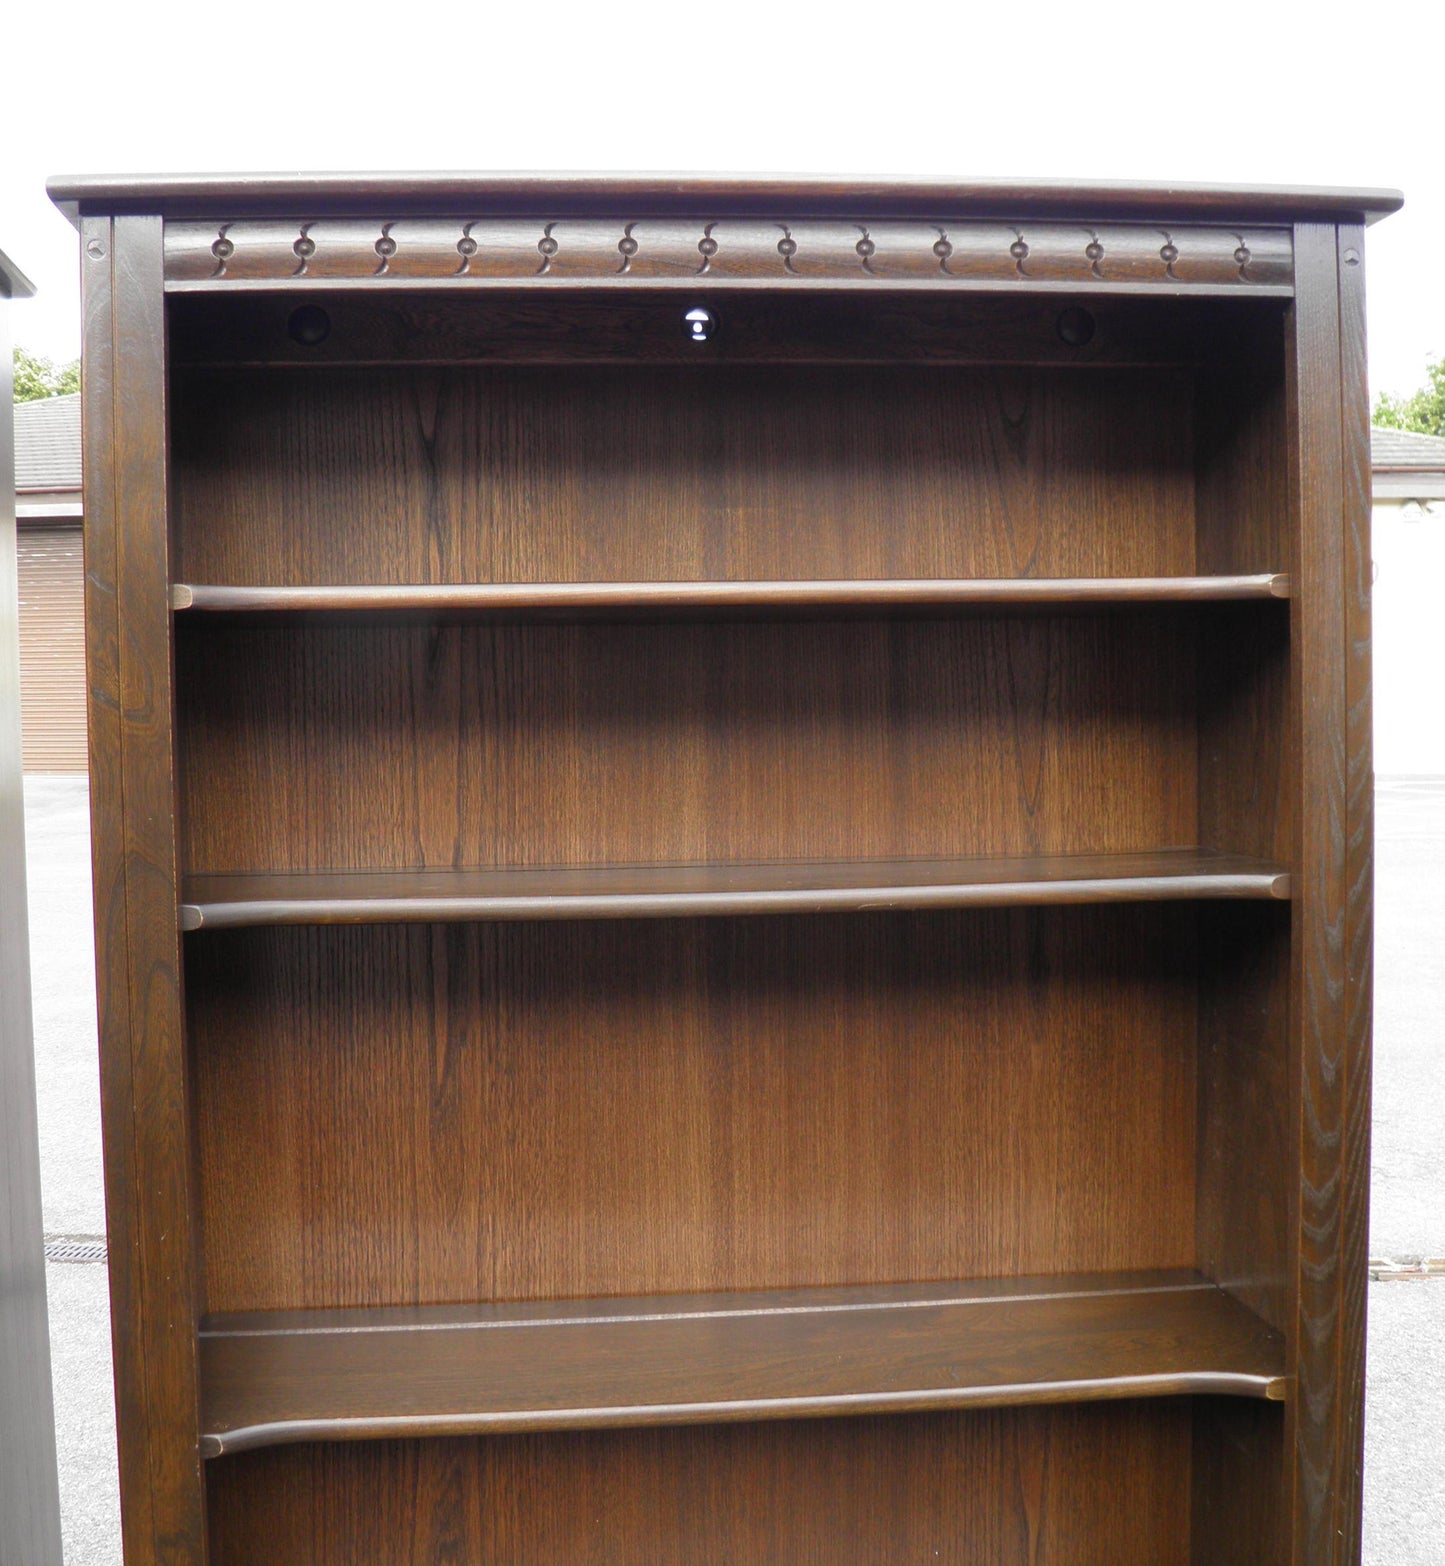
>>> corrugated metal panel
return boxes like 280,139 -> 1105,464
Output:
17,525 -> 87,773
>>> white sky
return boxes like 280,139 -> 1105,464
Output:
4,0 -> 1443,402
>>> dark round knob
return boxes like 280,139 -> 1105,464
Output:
287,305 -> 332,347
1056,306 -> 1095,348
683,306 -> 717,344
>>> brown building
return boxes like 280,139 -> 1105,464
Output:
13,392 -> 85,770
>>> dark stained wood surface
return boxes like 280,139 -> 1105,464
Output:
1337,221 -> 1375,1566
160,216 -> 1296,298
46,169 -> 1403,224
171,363 -> 1201,587
197,1270 -> 1284,1456
174,573 -> 1291,618
180,849 -> 1290,929
1286,223 -> 1354,1566
58,173 -> 1385,1564
1193,319 -> 1295,1324
80,214 -> 208,1563
190,907 -> 1202,1313
0,245 -> 64,1566
176,616 -> 1203,876
168,290 -> 1289,372
205,1404 -> 1197,1565
1190,316 -> 1296,1561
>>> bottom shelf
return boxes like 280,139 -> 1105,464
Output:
198,1269 -> 1285,1457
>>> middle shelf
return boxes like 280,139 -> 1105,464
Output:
197,1269 -> 1287,1457
179,848 -> 1291,929
172,574 -> 1292,622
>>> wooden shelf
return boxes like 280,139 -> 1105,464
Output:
172,574 -> 1291,621
180,849 -> 1291,930
197,1270 -> 1286,1457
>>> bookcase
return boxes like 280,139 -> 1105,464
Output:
52,172 -> 1398,1564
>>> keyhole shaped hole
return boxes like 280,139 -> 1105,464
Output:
684,306 -> 717,344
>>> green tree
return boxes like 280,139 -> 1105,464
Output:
1374,357 -> 1445,437
13,345 -> 80,402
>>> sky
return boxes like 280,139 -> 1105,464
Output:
4,0 -> 1444,403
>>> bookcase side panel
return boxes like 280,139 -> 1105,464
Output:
1335,219 -> 1374,1566
82,213 -> 208,1564
1191,328 -> 1295,1564
1283,221 -> 1366,1566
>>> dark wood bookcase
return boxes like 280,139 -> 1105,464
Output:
53,173 -> 1398,1564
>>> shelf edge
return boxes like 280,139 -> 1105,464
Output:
172,575 -> 1292,615
199,1369 -> 1287,1458
180,871 -> 1291,931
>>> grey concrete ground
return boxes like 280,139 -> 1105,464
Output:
43,1262 -> 121,1566
1371,777 -> 1445,1259
24,774 -> 104,1240
19,773 -> 1445,1564
1364,1281 -> 1445,1561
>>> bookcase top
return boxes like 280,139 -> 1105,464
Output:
47,171 -> 1403,227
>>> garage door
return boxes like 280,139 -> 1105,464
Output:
16,524 -> 87,772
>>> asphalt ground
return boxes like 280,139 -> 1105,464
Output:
21,774 -> 1445,1564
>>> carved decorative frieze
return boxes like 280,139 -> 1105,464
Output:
164,218 -> 1294,292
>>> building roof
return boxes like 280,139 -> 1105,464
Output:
1371,427 -> 1445,472
14,393 -> 81,492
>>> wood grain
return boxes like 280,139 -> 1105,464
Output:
0,243 -> 64,1566
47,169 -> 1403,225
1194,341 -> 1295,1301
57,173 -> 1385,1563
173,574 -> 1291,617
1336,221 -> 1374,1566
197,1271 -> 1284,1456
179,850 -> 1290,929
189,906 -> 1202,1313
1191,323 -> 1295,1561
170,363 -> 1200,587
1286,223 -> 1351,1566
176,615 -> 1202,876
81,214 -> 208,1564
166,290 -> 1287,372
203,1403 -> 1197,1565
160,215 -> 1295,297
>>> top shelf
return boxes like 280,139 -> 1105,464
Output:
173,575 -> 1291,621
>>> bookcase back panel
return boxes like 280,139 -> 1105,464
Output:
203,1404 -> 1193,1565
171,363 -> 1196,586
176,616 -> 1198,874
189,907 -> 1198,1312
